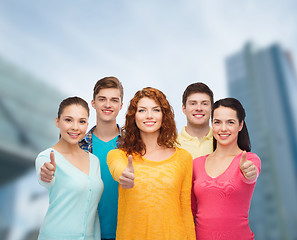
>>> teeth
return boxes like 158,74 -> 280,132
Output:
144,122 -> 155,125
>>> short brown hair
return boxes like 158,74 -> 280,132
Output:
93,76 -> 124,101
182,82 -> 214,107
120,87 -> 177,156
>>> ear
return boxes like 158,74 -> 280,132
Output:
91,99 -> 96,109
55,117 -> 59,128
120,101 -> 123,110
182,104 -> 186,115
239,121 -> 244,132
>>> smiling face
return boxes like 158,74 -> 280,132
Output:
212,106 -> 243,147
135,97 -> 163,136
182,92 -> 212,128
55,104 -> 89,145
92,88 -> 123,123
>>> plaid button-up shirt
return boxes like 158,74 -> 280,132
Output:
79,125 -> 122,153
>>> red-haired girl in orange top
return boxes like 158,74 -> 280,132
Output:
107,87 -> 195,240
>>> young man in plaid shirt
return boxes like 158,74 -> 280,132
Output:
80,76 -> 123,240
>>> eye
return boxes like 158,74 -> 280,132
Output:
213,121 -> 220,125
80,120 -> 87,124
153,108 -> 161,112
65,118 -> 71,122
138,109 -> 145,113
98,98 -> 105,102
112,99 -> 119,103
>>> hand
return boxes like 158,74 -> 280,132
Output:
119,155 -> 135,189
239,151 -> 257,181
40,150 -> 56,183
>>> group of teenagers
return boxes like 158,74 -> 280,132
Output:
35,76 -> 261,240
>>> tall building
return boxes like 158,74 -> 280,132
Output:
0,56 -> 65,239
225,42 -> 297,240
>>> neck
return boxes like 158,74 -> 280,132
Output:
186,123 -> 210,141
53,140 -> 81,154
140,131 -> 163,153
94,119 -> 119,142
213,142 -> 242,157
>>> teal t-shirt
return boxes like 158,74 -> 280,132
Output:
92,133 -> 119,239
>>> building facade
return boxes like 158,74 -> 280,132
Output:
226,42 -> 297,240
0,56 -> 65,240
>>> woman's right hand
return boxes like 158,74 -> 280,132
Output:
40,150 -> 56,183
240,151 -> 257,181
119,155 -> 135,189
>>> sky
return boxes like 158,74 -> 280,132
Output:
1,1 -> 297,239
1,0 -> 297,130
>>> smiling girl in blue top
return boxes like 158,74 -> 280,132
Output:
35,96 -> 103,240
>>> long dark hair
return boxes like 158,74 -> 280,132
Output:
212,98 -> 251,152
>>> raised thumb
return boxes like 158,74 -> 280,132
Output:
50,150 -> 56,167
239,150 -> 247,167
127,155 -> 134,173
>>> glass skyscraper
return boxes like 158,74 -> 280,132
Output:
226,42 -> 297,240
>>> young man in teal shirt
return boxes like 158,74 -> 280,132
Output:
80,76 -> 123,240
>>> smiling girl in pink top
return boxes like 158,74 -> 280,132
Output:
191,98 -> 261,240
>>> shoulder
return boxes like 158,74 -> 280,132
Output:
88,152 -> 99,161
246,152 -> 260,159
176,131 -> 182,140
177,126 -> 190,140
36,148 -> 52,160
246,152 -> 261,168
175,147 -> 193,168
175,147 -> 192,158
107,149 -> 128,167
175,147 -> 193,162
35,148 -> 53,169
193,155 -> 208,166
107,148 -> 126,158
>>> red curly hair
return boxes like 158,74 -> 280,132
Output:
119,87 -> 177,156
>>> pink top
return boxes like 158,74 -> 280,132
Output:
191,152 -> 261,240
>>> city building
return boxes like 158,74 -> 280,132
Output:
0,56 -> 65,240
225,42 -> 297,240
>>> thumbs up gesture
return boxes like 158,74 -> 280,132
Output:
239,151 -> 257,181
40,150 -> 56,183
119,155 -> 135,189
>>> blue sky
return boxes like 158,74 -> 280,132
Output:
1,0 -> 297,129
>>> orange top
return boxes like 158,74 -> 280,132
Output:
107,147 -> 195,240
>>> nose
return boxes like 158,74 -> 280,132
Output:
146,110 -> 153,119
221,122 -> 227,131
105,99 -> 111,107
72,121 -> 79,130
196,103 -> 202,111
